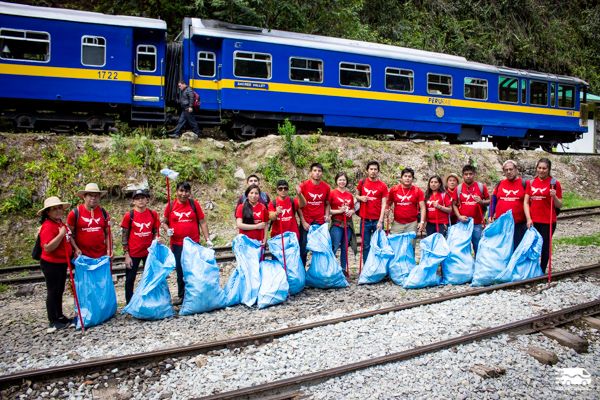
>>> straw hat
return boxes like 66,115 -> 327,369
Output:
77,183 -> 107,198
37,196 -> 70,215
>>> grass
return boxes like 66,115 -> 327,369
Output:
562,192 -> 600,209
0,283 -> 7,293
554,233 -> 600,247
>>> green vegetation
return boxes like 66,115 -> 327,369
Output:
562,192 -> 600,209
258,156 -> 286,189
279,119 -> 310,168
554,233 -> 600,247
0,283 -> 7,294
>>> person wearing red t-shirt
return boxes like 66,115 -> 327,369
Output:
445,173 -> 460,225
236,184 -> 269,242
120,189 -> 160,304
387,168 -> 426,243
161,181 -> 211,305
268,179 -> 306,240
524,158 -> 563,273
329,172 -> 357,274
490,160 -> 527,250
424,176 -> 453,237
38,196 -> 81,331
356,161 -> 389,262
67,183 -> 111,259
298,163 -> 331,267
453,165 -> 490,255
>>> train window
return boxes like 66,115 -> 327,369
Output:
498,76 -> 518,103
81,36 -> 105,67
136,45 -> 156,72
520,79 -> 527,104
385,68 -> 413,92
464,78 -> 487,100
290,57 -> 323,83
427,73 -> 452,96
530,81 -> 548,106
550,82 -> 557,107
0,28 -> 49,63
234,51 -> 272,80
197,52 -> 216,77
339,62 -> 370,88
557,84 -> 575,108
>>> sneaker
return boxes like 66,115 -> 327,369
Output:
172,297 -> 183,306
58,315 -> 76,328
168,132 -> 181,139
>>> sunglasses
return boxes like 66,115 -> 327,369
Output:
277,187 -> 289,191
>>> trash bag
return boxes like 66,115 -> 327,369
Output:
257,259 -> 289,309
441,219 -> 475,285
73,255 -> 117,329
358,230 -> 393,284
223,268 -> 242,307
179,238 -> 227,315
495,227 -> 543,283
471,210 -> 515,287
388,232 -> 416,286
268,232 -> 305,295
121,241 -> 175,320
227,234 -> 262,307
305,223 -> 349,289
403,233 -> 449,289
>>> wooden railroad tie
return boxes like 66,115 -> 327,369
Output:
526,346 -> 558,365
582,316 -> 600,330
541,328 -> 588,353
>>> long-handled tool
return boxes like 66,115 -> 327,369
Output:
160,168 -> 180,218
343,212 -> 349,277
548,184 -> 555,283
358,201 -> 366,276
277,209 -> 287,273
63,232 -> 84,333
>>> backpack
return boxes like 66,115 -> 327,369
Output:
193,91 -> 200,111
72,206 -> 109,236
457,182 -> 488,216
127,209 -> 159,237
32,234 -> 42,261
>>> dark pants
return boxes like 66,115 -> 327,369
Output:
360,219 -> 379,263
40,259 -> 67,324
174,109 -> 200,135
125,256 -> 147,304
426,222 -> 448,237
171,244 -> 185,299
330,224 -> 351,271
534,222 -> 557,273
513,222 -> 528,251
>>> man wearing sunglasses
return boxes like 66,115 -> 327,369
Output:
269,180 -> 306,239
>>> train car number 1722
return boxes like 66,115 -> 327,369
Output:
97,71 -> 119,80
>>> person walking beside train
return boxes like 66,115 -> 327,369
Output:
269,179 -> 306,240
445,173 -> 460,225
490,160 -> 527,249
424,175 -> 453,237
387,168 -> 426,239
524,158 -> 562,273
356,161 -> 388,262
329,172 -> 357,274
161,181 -> 212,305
236,184 -> 269,243
453,165 -> 490,255
169,80 -> 200,139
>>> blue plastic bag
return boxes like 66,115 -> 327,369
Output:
442,219 -> 475,285
388,232 -> 416,286
223,268 -> 242,307
403,233 -> 449,289
121,241 -> 175,320
305,223 -> 349,289
358,230 -> 393,284
472,210 -> 515,287
179,238 -> 228,315
257,259 -> 289,309
268,232 -> 305,295
495,227 -> 543,283
74,255 -> 117,329
228,234 -> 262,307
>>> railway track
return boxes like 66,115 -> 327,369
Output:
0,262 -> 598,390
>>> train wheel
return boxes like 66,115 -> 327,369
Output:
14,114 -> 36,130
231,124 -> 257,140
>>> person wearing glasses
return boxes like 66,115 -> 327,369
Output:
268,179 -> 306,239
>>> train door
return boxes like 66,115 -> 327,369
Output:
131,29 -> 165,121
190,37 -> 222,113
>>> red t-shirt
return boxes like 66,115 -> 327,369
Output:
494,179 -> 526,223
269,197 -> 300,239
67,205 -> 109,258
164,199 -> 205,246
40,219 -> 72,263
329,189 -> 355,224
457,182 -> 489,224
526,177 -> 562,223
388,185 -> 425,224
425,192 -> 453,224
357,179 -> 389,220
236,202 -> 269,241
300,180 -> 330,224
446,188 -> 459,224
120,209 -> 160,258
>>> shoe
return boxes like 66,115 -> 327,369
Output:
172,297 -> 183,306
47,321 -> 67,331
168,133 -> 181,139
58,315 -> 77,327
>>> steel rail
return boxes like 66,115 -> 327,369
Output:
0,262 -> 598,389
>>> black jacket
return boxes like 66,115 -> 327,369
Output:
179,86 -> 194,109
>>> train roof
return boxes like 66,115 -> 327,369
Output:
0,2 -> 166,30
187,19 -> 588,87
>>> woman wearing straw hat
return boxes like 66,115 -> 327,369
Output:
38,196 -> 81,331
67,183 -> 112,259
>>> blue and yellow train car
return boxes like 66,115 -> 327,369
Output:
183,19 -> 589,149
0,2 -> 167,130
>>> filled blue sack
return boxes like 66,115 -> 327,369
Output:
73,255 -> 117,329
388,232 -> 416,286
442,219 -> 475,285
305,223 -> 349,289
257,259 -> 289,309
358,230 -> 393,284
268,232 -> 305,295
495,227 -> 543,283
403,233 -> 449,289
227,234 -> 262,307
471,210 -> 515,287
223,268 -> 242,307
179,238 -> 227,315
121,241 -> 175,320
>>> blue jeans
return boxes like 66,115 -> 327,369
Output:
472,224 -> 483,256
174,109 -> 200,135
330,225 -> 351,271
360,219 -> 379,263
